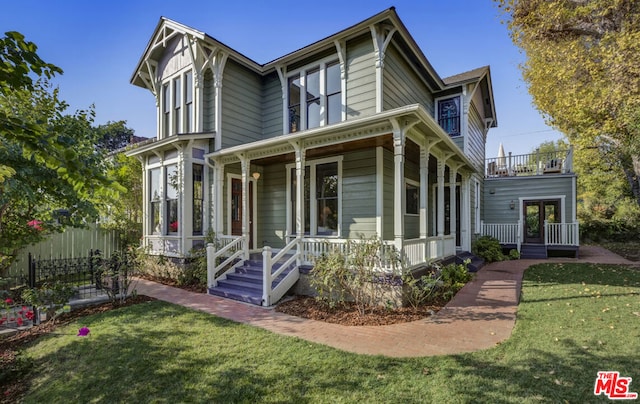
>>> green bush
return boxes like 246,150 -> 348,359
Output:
310,237 -> 400,315
402,270 -> 440,309
21,282 -> 75,323
472,235 -> 507,262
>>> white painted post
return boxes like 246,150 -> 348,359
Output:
207,242 -> 216,289
262,246 -> 272,307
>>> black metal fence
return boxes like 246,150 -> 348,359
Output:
0,250 -> 113,300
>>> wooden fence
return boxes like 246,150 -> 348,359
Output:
4,225 -> 123,283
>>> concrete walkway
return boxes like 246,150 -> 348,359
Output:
134,245 -> 635,358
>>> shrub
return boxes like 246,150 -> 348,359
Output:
472,235 -> 508,262
95,248 -> 140,305
508,249 -> 520,260
402,270 -> 441,309
310,237 -> 400,315
21,282 -> 75,323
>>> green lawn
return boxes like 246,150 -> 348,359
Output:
16,263 -> 640,403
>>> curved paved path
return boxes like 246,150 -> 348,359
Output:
135,245 -> 635,358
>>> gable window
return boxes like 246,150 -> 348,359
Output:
437,96 -> 460,136
160,70 -> 193,138
287,59 -> 342,133
185,71 -> 193,133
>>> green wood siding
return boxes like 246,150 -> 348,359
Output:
383,45 -> 434,115
257,162 -> 287,248
221,60 -> 263,148
203,70 -> 215,132
342,149 -> 377,238
261,72 -> 283,139
483,176 -> 576,224
346,34 -> 376,119
466,103 -> 487,173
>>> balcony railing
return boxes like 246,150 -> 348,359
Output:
485,148 -> 573,178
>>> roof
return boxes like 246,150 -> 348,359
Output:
443,66 -> 490,86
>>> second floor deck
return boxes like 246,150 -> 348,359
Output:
485,148 -> 573,179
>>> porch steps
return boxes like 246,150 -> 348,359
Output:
454,252 -> 485,272
520,244 -> 548,259
208,257 -> 295,306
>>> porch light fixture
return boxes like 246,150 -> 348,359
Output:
252,172 -> 261,181
509,200 -> 515,210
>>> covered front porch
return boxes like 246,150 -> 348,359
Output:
205,105 -> 477,305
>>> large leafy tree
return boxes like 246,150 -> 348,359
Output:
0,32 -> 117,271
497,0 -> 640,207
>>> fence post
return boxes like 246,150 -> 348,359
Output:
28,253 -> 36,288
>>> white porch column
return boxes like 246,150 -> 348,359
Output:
212,160 -> 225,235
181,145 -> 194,255
437,158 -> 446,238
393,129 -> 405,252
292,142 -> 306,238
419,145 -> 429,239
239,154 -> 250,257
460,172 -> 471,252
449,166 -> 457,243
139,157 -> 148,238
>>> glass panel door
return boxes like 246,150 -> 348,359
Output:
524,202 -> 542,243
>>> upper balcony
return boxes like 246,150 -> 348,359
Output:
485,147 -> 574,178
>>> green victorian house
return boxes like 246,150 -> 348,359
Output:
126,7 -> 578,306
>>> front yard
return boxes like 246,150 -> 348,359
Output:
2,262 -> 639,403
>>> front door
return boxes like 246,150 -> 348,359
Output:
524,200 -> 560,244
231,178 -> 254,248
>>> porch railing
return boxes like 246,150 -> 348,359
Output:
480,221 -> 522,252
298,236 -> 456,271
485,148 -> 573,178
480,221 -> 579,248
262,238 -> 300,306
206,235 -> 246,288
545,222 -> 580,246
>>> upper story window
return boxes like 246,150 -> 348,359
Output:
287,60 -> 342,133
160,70 -> 194,138
437,96 -> 461,137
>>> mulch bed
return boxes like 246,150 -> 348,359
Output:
275,296 -> 446,326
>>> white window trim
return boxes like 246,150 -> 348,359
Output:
405,178 -> 420,216
285,156 -> 343,237
474,178 -> 481,233
285,56 -> 344,134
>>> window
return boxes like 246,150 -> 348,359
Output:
326,62 -> 341,125
287,60 -> 342,133
162,84 -> 170,138
173,77 -> 181,135
185,71 -> 193,133
193,164 -> 203,235
288,75 -> 301,132
160,70 -> 193,138
289,159 -> 340,236
150,168 -> 161,234
406,181 -> 419,215
166,164 -> 179,233
437,96 -> 460,136
316,163 -> 338,235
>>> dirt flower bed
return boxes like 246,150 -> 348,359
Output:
275,296 -> 447,326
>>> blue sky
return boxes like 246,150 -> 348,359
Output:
1,0 -> 563,156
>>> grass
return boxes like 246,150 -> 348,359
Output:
13,263 -> 640,403
598,241 -> 640,261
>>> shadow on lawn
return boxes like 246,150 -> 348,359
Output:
447,339 -> 639,402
